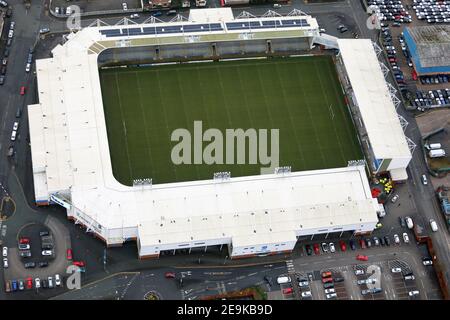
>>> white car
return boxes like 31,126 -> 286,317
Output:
404,275 -> 415,281
42,250 -> 53,256
326,293 -> 337,299
10,21 -> 15,30
8,29 -> 13,38
55,274 -> 61,286
66,6 -> 72,15
122,2 -> 128,10
301,291 -> 312,298
25,63 -> 31,73
408,290 -> 419,296
10,130 -> 17,141
324,288 -> 335,294
355,269 -> 365,276
430,219 -> 438,232
421,174 -> 428,185
130,13 -> 139,19
391,268 -> 402,273
402,233 -> 410,244
55,7 -> 60,15
423,259 -> 433,266
391,194 -> 399,203
329,242 -> 335,253
3,257 -> 8,268
13,121 -> 19,131
0,0 -> 8,7
35,278 -> 41,289
2,247 -> 7,257
394,234 -> 400,244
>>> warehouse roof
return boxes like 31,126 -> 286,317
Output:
404,26 -> 450,75
337,39 -> 412,163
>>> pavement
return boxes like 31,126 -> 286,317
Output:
0,0 -> 449,300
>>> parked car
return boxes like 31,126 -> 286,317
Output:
3,257 -> 8,268
334,277 -> 344,283
430,219 -> 438,232
329,242 -> 336,253
35,278 -> 41,289
391,194 -> 399,203
130,13 -> 139,19
399,216 -> 406,228
39,27 -> 50,34
298,280 -> 309,287
324,288 -> 335,294
394,234 -> 400,244
55,274 -> 61,286
122,2 -> 128,10
359,239 -> 366,249
41,250 -> 53,256
349,240 -> 356,250
26,277 -> 33,289
39,231 -> 49,237
313,243 -> 320,255
373,237 -> 380,246
322,277 -> 333,284
66,248 -> 73,260
19,237 -> 30,244
404,274 -> 415,281
384,236 -> 391,246
165,271 -> 176,279
322,271 -> 332,278
323,282 -> 334,289
339,241 -> 347,251
24,262 -> 36,268
355,269 -> 365,276
326,293 -> 337,299
2,247 -> 7,257
301,291 -> 312,298
408,290 -> 419,296
48,276 -> 54,288
18,244 -> 30,250
402,233 -> 410,243
356,255 -> 368,261
391,267 -> 402,273
422,258 -> 433,266
305,244 -> 312,256
321,242 -> 329,253
282,287 -> 293,295
20,250 -> 31,258
25,63 -> 31,73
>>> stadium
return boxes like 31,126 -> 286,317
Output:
28,8 -> 412,259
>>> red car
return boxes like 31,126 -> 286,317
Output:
19,237 -> 30,244
165,272 -> 176,279
313,243 -> 320,255
339,241 -> 347,252
356,255 -> 368,261
20,86 -> 26,95
282,287 -> 293,295
322,271 -> 332,278
66,248 -> 73,260
359,239 -> 366,249
73,261 -> 85,267
26,277 -> 33,289
322,277 -> 333,284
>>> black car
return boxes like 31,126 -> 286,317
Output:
6,8 -> 12,17
38,261 -> 49,268
399,216 -> 406,227
39,231 -> 50,237
0,75 -> 4,85
349,240 -> 356,250
305,245 -> 313,256
42,279 -> 49,288
3,48 -> 9,57
365,238 -> 372,248
334,277 -> 344,283
24,262 -> 36,269
0,66 -> 6,75
41,244 -> 53,250
380,237 -> 386,246
384,236 -> 391,246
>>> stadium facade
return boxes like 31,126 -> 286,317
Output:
28,8 -> 410,259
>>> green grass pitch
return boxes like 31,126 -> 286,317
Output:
99,56 -> 363,186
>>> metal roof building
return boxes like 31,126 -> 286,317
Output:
28,9 -> 381,259
403,26 -> 450,76
337,39 -> 412,181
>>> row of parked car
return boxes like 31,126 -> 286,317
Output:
5,274 -> 62,292
368,0 -> 413,24
413,89 -> 450,107
413,0 -> 450,23
277,275 -> 313,299
420,75 -> 450,85
321,271 -> 341,299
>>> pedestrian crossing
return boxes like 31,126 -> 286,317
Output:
286,260 -> 295,274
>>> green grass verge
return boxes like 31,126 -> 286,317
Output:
99,56 -> 363,186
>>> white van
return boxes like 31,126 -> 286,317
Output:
428,143 -> 442,150
405,216 -> 414,229
273,3 -> 281,8
430,219 -> 438,232
429,149 -> 446,158
277,276 -> 291,284
377,203 -> 386,218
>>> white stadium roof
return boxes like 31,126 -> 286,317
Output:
337,39 -> 411,161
